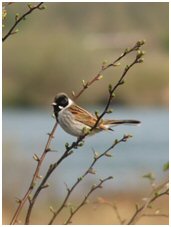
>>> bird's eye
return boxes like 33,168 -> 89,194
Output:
61,97 -> 68,106
58,95 -> 68,107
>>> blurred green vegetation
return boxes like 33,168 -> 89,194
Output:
2,2 -> 169,107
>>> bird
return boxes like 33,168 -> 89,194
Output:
52,92 -> 140,137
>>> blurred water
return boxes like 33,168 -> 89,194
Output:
3,107 -> 169,198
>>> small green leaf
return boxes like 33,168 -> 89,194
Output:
97,74 -> 103,80
105,152 -> 112,157
15,13 -> 19,21
124,48 -> 129,54
142,172 -> 155,181
93,151 -> 99,159
88,168 -> 96,174
49,206 -> 55,214
78,141 -> 84,147
107,109 -> 113,114
102,60 -> 107,65
113,62 -> 121,66
65,142 -> 69,149
163,162 -> 169,171
95,110 -> 99,118
108,84 -> 112,92
27,3 -> 32,9
39,5 -> 47,10
72,90 -> 75,97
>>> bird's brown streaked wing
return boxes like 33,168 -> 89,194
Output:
69,104 -> 105,129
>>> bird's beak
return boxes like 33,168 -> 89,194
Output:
52,102 -> 57,106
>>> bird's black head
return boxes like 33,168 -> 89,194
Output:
52,93 -> 69,113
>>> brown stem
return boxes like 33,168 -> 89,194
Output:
92,54 -> 141,131
2,2 -> 44,42
10,121 -> 58,225
64,176 -> 113,225
73,40 -> 144,100
127,180 -> 169,225
48,135 -> 131,224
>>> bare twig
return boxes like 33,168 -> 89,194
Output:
2,2 -> 44,42
10,121 -> 58,225
127,180 -> 169,225
92,44 -> 145,129
142,213 -> 169,218
24,40 -> 145,224
64,176 -> 113,225
112,204 -> 125,224
48,134 -> 131,224
73,40 -> 145,100
95,197 -> 125,224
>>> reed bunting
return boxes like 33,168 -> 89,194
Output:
52,93 -> 140,137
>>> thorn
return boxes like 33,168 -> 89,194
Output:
106,109 -> 113,114
105,152 -> 112,157
135,203 -> 139,211
125,65 -> 129,71
113,62 -> 121,66
78,141 -> 84,147
65,142 -> 70,149
27,3 -> 33,9
102,60 -> 107,65
46,148 -> 51,152
15,13 -> 19,21
38,5 -> 47,10
137,58 -> 144,63
97,74 -> 103,80
64,182 -> 70,192
41,183 -> 50,189
91,184 -> 97,189
68,150 -> 74,155
108,84 -> 112,93
15,198 -> 22,204
93,150 -> 99,159
11,29 -> 19,35
82,79 -> 87,88
49,206 -> 56,214
72,90 -> 75,97
119,80 -> 125,85
33,154 -> 40,162
28,194 -> 32,202
108,176 -> 114,180
47,132 -> 54,138
88,168 -> 96,175
78,176 -> 83,181
124,48 -> 129,53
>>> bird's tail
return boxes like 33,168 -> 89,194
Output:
104,119 -> 141,127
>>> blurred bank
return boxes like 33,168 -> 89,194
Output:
3,2 -> 169,107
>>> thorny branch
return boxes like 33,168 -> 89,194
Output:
127,180 -> 169,225
72,40 -> 144,100
24,40 -> 145,224
48,134 -> 132,224
2,2 -> 44,42
64,176 -> 113,225
142,213 -> 169,218
9,40 -> 145,225
95,197 -> 126,224
10,121 -> 58,225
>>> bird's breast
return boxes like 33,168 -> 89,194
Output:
58,109 -> 89,137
